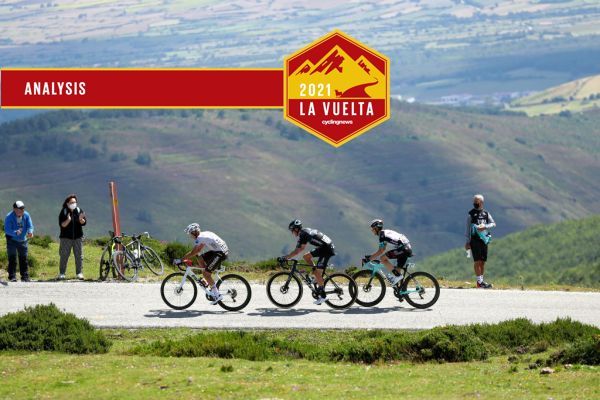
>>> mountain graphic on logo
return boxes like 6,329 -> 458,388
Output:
288,45 -> 386,99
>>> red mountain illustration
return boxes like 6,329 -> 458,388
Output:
310,49 -> 344,75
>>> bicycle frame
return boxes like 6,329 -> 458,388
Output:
177,265 -> 226,298
362,260 -> 423,296
282,260 -> 345,298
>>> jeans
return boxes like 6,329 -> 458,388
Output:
6,237 -> 29,280
59,238 -> 83,275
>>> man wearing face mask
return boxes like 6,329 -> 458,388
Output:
465,194 -> 495,289
4,200 -> 35,282
58,194 -> 87,280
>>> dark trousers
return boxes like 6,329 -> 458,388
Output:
6,237 -> 29,280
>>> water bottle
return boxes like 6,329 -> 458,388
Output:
133,249 -> 139,259
466,249 -> 472,258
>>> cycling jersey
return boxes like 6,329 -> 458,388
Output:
194,231 -> 229,254
465,208 -> 495,244
297,228 -> 334,249
378,229 -> 410,249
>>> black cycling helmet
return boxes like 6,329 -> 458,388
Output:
370,219 -> 384,229
288,219 -> 302,231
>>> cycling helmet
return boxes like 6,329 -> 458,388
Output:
184,223 -> 201,235
288,219 -> 302,231
370,219 -> 384,229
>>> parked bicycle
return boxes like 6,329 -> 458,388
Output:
161,259 -> 252,311
99,231 -> 164,281
352,260 -> 440,309
266,259 -> 357,309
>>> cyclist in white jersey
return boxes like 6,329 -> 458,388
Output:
364,219 -> 413,286
174,223 -> 229,304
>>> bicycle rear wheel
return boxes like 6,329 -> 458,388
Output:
141,246 -> 164,275
266,272 -> 303,308
160,272 -> 198,310
216,274 -> 252,311
400,271 -> 440,309
112,250 -> 139,282
324,273 -> 357,309
352,269 -> 386,307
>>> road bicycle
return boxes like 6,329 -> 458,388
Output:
266,259 -> 357,309
99,231 -> 164,281
161,259 -> 252,311
352,259 -> 440,309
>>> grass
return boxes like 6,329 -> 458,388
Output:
0,312 -> 598,399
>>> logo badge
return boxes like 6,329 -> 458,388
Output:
284,30 -> 390,147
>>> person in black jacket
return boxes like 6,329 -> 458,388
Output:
58,194 -> 87,280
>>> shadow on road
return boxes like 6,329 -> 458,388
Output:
145,309 -> 238,318
247,308 -> 313,317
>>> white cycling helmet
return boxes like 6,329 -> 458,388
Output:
370,219 -> 384,229
184,223 -> 201,235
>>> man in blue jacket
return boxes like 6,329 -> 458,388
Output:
4,201 -> 35,282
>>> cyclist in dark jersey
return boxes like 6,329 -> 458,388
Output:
278,219 -> 335,305
364,219 -> 412,286
465,194 -> 496,289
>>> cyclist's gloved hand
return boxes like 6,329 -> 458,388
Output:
173,258 -> 182,265
364,255 -> 371,262
276,256 -> 286,263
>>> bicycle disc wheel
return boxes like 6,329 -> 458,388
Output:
216,274 -> 252,311
400,271 -> 440,309
324,273 -> 357,309
266,272 -> 303,308
112,250 -> 139,282
141,246 -> 164,275
99,245 -> 116,281
352,269 -> 386,307
160,272 -> 198,310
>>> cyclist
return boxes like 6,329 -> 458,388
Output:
278,219 -> 335,305
174,223 -> 229,304
364,219 -> 411,286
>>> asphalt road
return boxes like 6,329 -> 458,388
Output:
0,281 -> 599,329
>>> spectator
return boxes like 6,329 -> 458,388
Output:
4,201 -> 34,282
58,194 -> 87,280
465,194 -> 495,289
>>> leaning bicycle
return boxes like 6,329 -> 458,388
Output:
266,259 -> 357,309
99,231 -> 164,281
352,260 -> 440,309
161,259 -> 252,311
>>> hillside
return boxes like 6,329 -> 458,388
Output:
510,74 -> 600,116
421,215 -> 600,288
0,103 -> 599,263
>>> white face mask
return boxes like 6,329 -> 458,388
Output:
68,203 -> 77,211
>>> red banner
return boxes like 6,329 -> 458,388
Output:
0,69 -> 283,108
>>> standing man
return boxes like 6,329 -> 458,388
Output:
465,194 -> 495,289
4,201 -> 34,282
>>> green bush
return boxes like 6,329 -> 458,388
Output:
0,304 -> 111,354
162,241 -> 192,262
29,234 -> 53,248
549,334 -> 600,366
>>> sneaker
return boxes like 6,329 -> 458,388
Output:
21,277 -> 31,282
209,292 -> 223,305
477,281 -> 493,289
57,274 -> 66,280
76,273 -> 84,280
313,296 -> 328,305
9,277 -> 17,282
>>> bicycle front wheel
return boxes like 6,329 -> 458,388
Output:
324,273 -> 357,309
160,272 -> 198,310
352,269 -> 386,307
401,271 -> 440,309
99,245 -> 116,281
141,246 -> 164,275
112,250 -> 139,282
266,272 -> 303,308
216,274 -> 252,311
